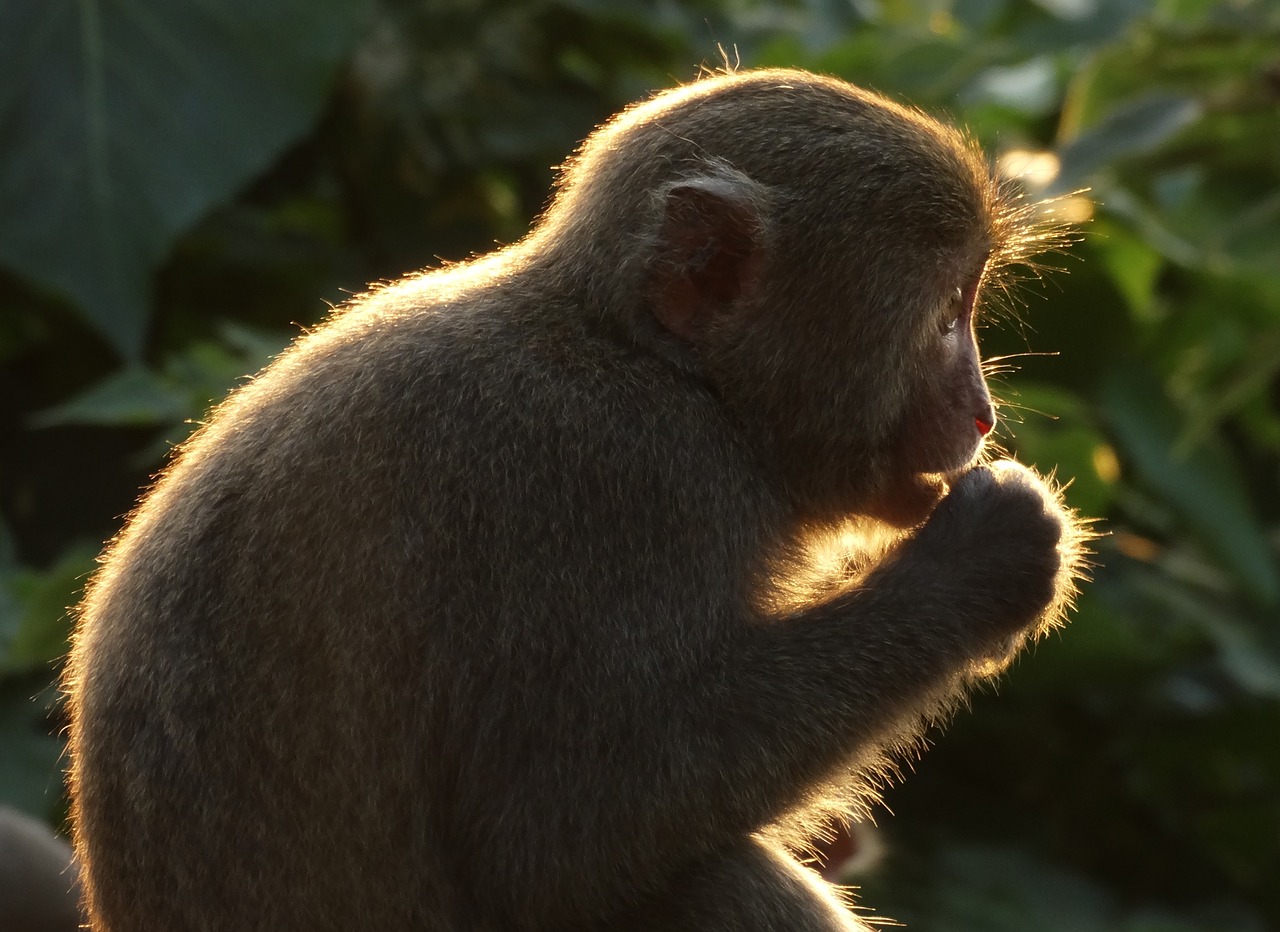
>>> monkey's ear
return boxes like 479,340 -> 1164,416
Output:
653,175 -> 768,342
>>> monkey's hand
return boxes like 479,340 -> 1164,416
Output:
910,460 -> 1074,658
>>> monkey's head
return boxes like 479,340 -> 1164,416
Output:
538,69 -> 1058,528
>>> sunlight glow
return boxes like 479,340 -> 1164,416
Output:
928,11 -> 954,35
1091,443 -> 1121,483
997,149 -> 1061,189
1046,195 -> 1096,224
1114,531 -> 1161,563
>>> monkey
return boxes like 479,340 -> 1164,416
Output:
63,67 -> 1085,931
0,807 -> 82,932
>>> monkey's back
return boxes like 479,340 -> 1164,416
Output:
67,273 -> 771,930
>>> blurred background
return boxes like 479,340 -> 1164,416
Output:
1,0 -> 1278,929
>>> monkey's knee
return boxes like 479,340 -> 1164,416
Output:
613,837 -> 869,932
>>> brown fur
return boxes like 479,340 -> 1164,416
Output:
64,68 -> 1086,931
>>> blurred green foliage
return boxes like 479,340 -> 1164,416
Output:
1,0 -> 1277,928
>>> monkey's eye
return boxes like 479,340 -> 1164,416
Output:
941,287 -> 965,334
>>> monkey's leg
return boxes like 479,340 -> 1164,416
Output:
611,837 -> 870,932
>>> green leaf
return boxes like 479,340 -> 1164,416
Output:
31,324 -> 287,431
1101,366 -> 1280,605
29,365 -> 184,428
0,0 -> 368,360
1132,575 -> 1280,699
0,548 -> 96,676
924,845 -> 1117,932
1093,218 -> 1163,319
967,56 -> 1060,115
1014,0 -> 1152,54
0,680 -> 64,817
1178,328 -> 1280,451
1002,382 -> 1117,518
952,0 -> 1010,32
1054,93 -> 1203,193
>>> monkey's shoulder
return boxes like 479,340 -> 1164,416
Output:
259,302 -> 708,453
163,300 -> 754,532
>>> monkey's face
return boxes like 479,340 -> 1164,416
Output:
860,260 -> 996,528
896,264 -> 995,474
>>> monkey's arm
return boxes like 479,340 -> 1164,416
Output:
469,462 -> 1072,925
696,462 -> 1070,823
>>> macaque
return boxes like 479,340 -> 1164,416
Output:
0,807 -> 81,932
65,68 -> 1084,931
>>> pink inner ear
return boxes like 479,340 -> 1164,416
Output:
654,183 -> 766,342
696,244 -> 752,304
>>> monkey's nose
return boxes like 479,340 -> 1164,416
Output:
975,413 -> 995,436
